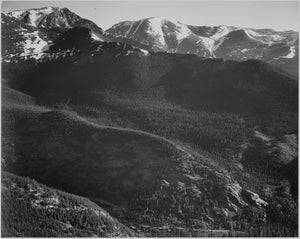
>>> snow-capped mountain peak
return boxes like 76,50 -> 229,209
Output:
2,6 -> 105,61
107,16 -> 213,53
2,9 -> 298,76
6,6 -> 57,18
145,17 -> 192,44
6,7 -> 68,28
106,17 -> 298,75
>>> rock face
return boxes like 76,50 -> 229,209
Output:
277,134 -> 298,164
245,131 -> 298,166
241,189 -> 268,207
2,171 -> 134,237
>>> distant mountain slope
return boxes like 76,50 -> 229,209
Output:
107,17 -> 298,56
2,171 -> 134,237
106,17 -> 298,76
106,17 -> 215,56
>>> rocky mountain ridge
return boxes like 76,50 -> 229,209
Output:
1,6 -> 105,60
2,7 -> 298,76
107,17 -> 298,76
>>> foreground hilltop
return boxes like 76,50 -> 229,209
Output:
2,171 -> 134,237
2,82 -> 288,236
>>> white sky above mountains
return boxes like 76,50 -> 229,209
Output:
2,1 -> 299,31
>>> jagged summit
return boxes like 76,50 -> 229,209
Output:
1,6 -> 105,60
6,6 -> 89,29
4,6 -> 58,16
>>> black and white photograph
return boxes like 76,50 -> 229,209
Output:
1,0 -> 299,237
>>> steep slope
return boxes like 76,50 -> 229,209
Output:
1,7 -> 105,61
214,29 -> 298,76
2,171 -> 134,237
161,58 -> 298,114
213,29 -> 263,60
2,85 -> 272,236
188,25 -> 235,40
5,6 -> 103,32
214,28 -> 298,75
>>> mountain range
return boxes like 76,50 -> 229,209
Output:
1,6 -> 298,237
107,17 -> 298,76
2,7 -> 299,76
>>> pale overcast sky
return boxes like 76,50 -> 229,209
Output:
1,1 -> 299,31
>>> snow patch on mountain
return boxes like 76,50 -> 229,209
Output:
28,7 -> 56,27
165,19 -> 192,42
7,7 -> 57,27
21,31 -> 48,59
209,26 -> 231,41
145,17 -> 167,46
6,10 -> 25,18
282,46 -> 296,59
139,49 -> 149,56
245,29 -> 286,44
240,48 -> 251,53
271,46 -> 296,61
91,32 -> 103,41
196,36 -> 215,52
121,21 -> 132,27
124,21 -> 135,37
121,17 -> 194,49
131,19 -> 144,36
244,29 -> 260,42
